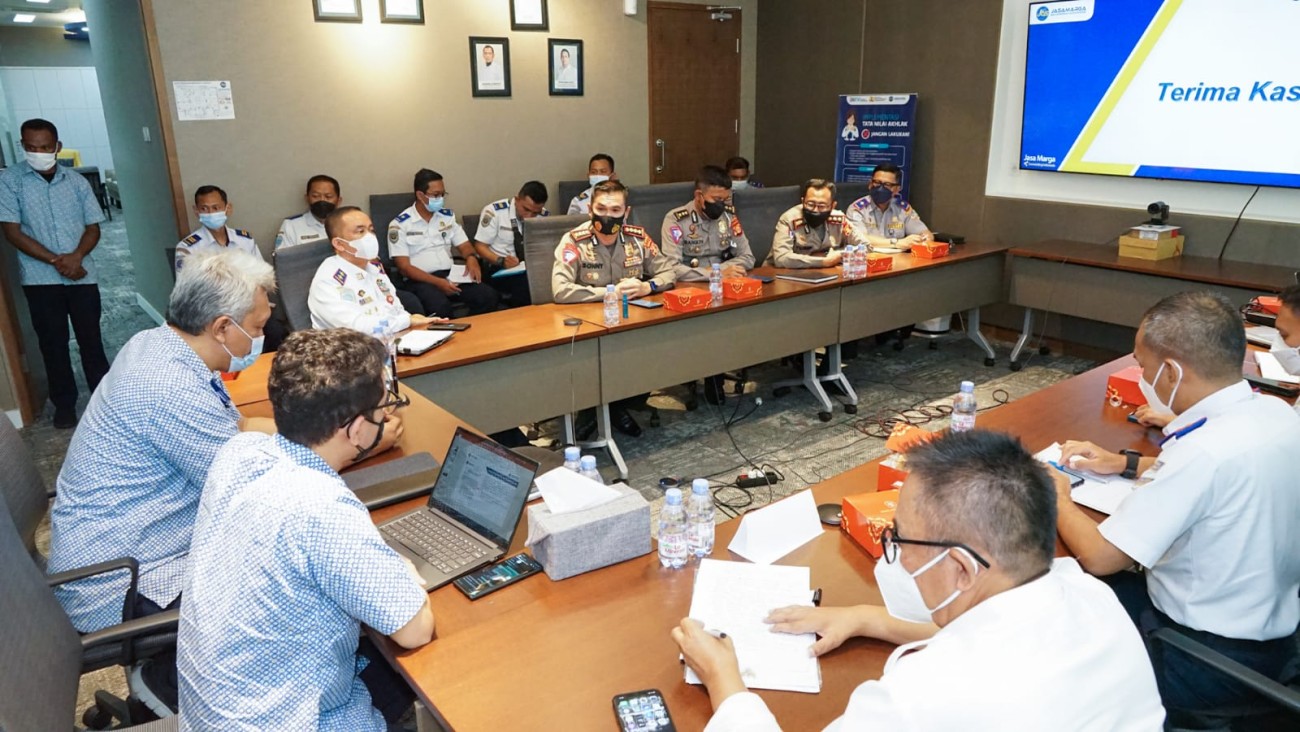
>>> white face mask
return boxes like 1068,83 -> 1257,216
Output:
873,545 -> 973,624
588,174 -> 610,187
26,151 -> 57,172
1271,334 -> 1300,375
341,232 -> 379,261
732,180 -> 750,190
1138,360 -> 1182,416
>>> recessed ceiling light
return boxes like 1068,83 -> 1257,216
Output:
27,1 -> 53,5
14,14 -> 36,23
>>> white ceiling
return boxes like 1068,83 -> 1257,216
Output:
0,0 -> 84,29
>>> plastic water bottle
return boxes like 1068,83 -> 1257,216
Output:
709,263 -> 723,304
563,446 -> 582,472
603,284 -> 620,326
686,479 -> 715,559
951,380 -> 977,433
855,245 -> 868,278
578,455 -> 603,484
849,245 -> 862,279
658,488 -> 689,569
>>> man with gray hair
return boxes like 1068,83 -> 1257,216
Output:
674,430 -> 1165,731
1057,291 -> 1300,718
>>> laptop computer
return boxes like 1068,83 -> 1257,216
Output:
378,427 -> 540,591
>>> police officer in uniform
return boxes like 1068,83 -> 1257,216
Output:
845,163 -> 931,250
176,185 -> 259,271
567,153 -> 616,215
725,156 -> 764,190
275,174 -> 340,250
766,178 -> 870,268
309,206 -> 435,338
388,168 -> 498,318
662,165 -> 755,403
473,180 -> 548,308
553,180 -> 674,436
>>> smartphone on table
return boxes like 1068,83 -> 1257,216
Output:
613,689 -> 676,732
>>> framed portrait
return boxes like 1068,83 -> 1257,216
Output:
380,0 -> 424,24
313,0 -> 361,23
470,37 -> 512,98
548,39 -> 583,96
510,0 -> 549,31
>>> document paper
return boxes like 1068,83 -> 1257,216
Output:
685,559 -> 821,693
1036,442 -> 1137,515
534,467 -> 621,514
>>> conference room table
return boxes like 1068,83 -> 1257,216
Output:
1007,239 -> 1297,369
357,351 -> 1169,732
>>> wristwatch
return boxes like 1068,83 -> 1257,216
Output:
889,237 -> 897,247
648,280 -> 659,294
1119,449 -> 1142,480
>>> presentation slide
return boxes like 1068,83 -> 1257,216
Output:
1021,0 -> 1300,188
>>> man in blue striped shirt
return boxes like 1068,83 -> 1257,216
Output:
0,118 -> 107,428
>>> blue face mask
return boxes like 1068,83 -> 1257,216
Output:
423,195 -> 444,213
868,185 -> 894,206
221,319 -> 264,373
198,211 -> 228,230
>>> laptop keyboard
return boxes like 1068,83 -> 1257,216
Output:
384,511 -> 491,574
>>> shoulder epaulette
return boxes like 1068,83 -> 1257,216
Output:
395,211 -> 412,223
492,200 -> 509,211
234,228 -> 252,238
898,199 -> 913,212
183,233 -> 201,245
673,207 -> 692,221
288,213 -> 304,220
576,191 -> 590,201
853,197 -> 869,210
828,213 -> 845,223
571,228 -> 594,241
439,208 -> 454,216
540,208 -> 550,217
724,203 -> 736,214
623,224 -> 647,238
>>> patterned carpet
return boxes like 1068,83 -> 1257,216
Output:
18,215 -> 1099,724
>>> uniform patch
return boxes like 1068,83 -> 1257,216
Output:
388,228 -> 400,244
396,211 -> 412,223
669,225 -> 683,244
729,216 -> 744,237
333,268 -> 347,286
480,212 -> 494,230
337,287 -> 355,303
562,243 -> 579,263
439,208 -> 454,216
183,233 -> 201,245
357,289 -> 371,305
493,200 -> 509,211
235,229 -> 251,238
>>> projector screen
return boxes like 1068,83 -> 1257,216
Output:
1020,0 -> 1300,189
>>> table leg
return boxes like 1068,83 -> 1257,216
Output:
822,343 -> 859,415
571,404 -> 629,480
1009,308 -> 1033,371
772,350 -> 837,422
964,308 -> 997,366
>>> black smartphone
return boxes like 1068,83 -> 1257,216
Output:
613,689 -> 676,732
452,553 -> 543,600
750,275 -> 774,283
427,322 -> 471,332
1245,374 -> 1300,397
1126,412 -> 1140,424
629,299 -> 664,309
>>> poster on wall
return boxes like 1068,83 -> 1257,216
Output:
174,81 -> 235,121
833,93 -> 916,200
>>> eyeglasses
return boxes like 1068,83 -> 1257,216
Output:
801,201 -> 832,212
880,526 -> 990,568
339,387 -> 409,429
870,180 -> 901,189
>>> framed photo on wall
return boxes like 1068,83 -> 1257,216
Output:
511,0 -> 549,31
470,37 -> 511,98
313,0 -> 362,22
548,39 -> 583,96
380,0 -> 424,24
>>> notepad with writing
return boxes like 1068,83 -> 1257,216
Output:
684,559 -> 821,693
492,261 -> 527,278
1036,442 -> 1137,515
775,271 -> 838,285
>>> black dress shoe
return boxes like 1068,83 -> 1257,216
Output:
53,407 -> 77,430
575,417 -> 597,442
611,406 -> 643,437
704,375 -> 725,405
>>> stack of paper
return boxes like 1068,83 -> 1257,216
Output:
1257,352 -> 1300,384
492,261 -> 527,278
684,559 -> 821,693
1036,442 -> 1137,515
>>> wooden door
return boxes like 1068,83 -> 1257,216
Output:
647,3 -> 742,183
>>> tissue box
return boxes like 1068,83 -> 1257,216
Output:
526,482 -> 651,580
663,288 -> 712,312
721,276 -> 763,301
877,453 -> 909,491
867,253 -> 894,273
841,489 -> 900,559
911,240 -> 949,259
1106,365 -> 1147,408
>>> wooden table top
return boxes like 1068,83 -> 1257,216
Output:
1010,239 -> 1297,292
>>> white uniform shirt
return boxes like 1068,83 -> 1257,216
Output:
1100,381 -> 1300,640
705,559 -> 1165,732
387,204 -> 468,274
275,210 -> 327,249
567,185 -> 596,215
308,254 -> 410,338
175,226 -> 258,272
477,197 -> 549,259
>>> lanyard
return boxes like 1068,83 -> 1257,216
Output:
1159,416 -> 1207,447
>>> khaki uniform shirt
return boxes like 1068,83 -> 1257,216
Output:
766,204 -> 869,268
660,202 -> 754,282
551,220 -> 675,303
845,197 -> 929,243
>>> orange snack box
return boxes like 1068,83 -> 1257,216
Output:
911,240 -> 949,259
842,489 -> 900,559
1105,365 -> 1147,408
721,276 -> 762,301
662,288 -> 712,313
867,253 -> 894,274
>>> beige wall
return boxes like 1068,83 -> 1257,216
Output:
150,0 -> 757,269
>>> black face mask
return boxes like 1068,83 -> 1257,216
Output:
701,199 -> 726,220
868,185 -> 894,206
348,412 -> 385,463
802,208 -> 830,228
591,213 -> 624,236
310,200 -> 337,220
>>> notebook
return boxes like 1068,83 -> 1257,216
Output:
775,271 -> 839,285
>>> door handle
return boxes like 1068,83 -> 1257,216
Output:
655,138 -> 665,173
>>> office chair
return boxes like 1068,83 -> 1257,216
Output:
1151,627 -> 1300,731
272,238 -> 334,331
0,501 -> 178,730
165,247 -> 177,282
0,417 -> 180,727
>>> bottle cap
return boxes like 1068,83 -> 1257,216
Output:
580,455 -> 597,469
606,284 -> 615,291
692,478 -> 709,494
960,380 -> 974,392
665,487 -> 683,504
564,446 -> 581,461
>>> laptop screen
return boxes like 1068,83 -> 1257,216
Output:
427,428 -> 539,548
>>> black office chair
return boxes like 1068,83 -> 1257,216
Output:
1151,627 -> 1300,731
165,247 -> 177,282
272,239 -> 335,332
